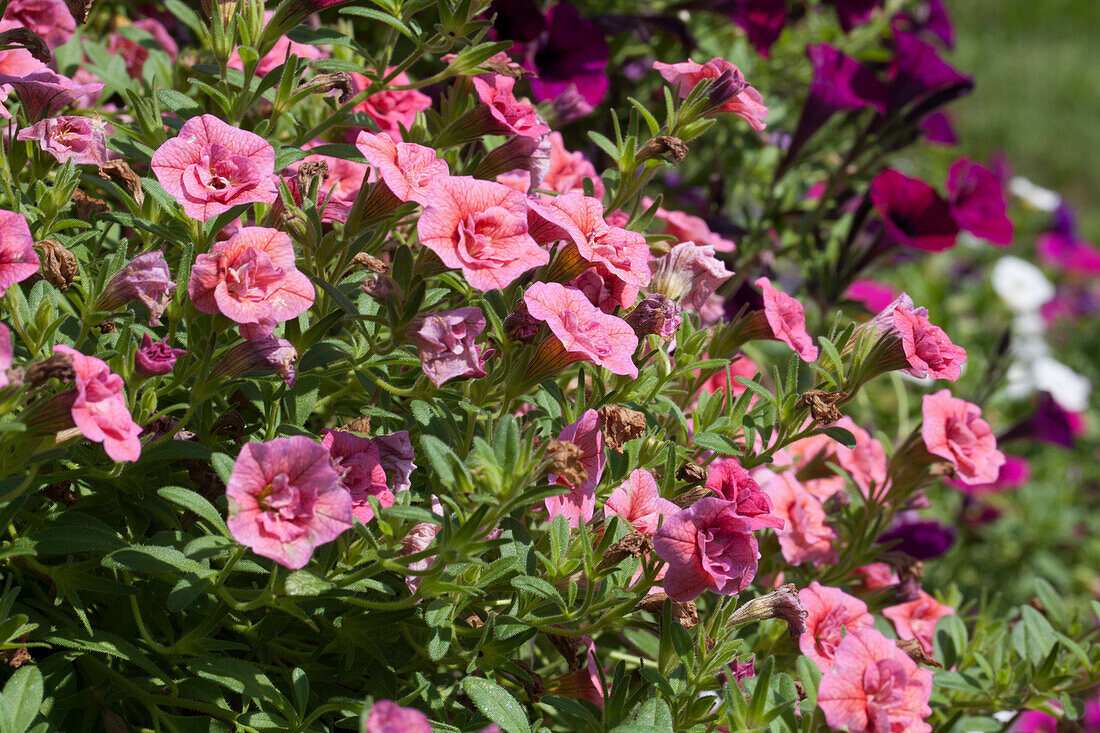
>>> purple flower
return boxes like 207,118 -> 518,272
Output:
409,307 -> 487,388
729,0 -> 787,57
134,334 -> 186,376
94,251 -> 177,326
946,158 -> 1013,246
1037,205 -> 1100,274
877,517 -> 955,560
830,0 -> 879,32
999,392 -> 1080,449
887,28 -> 972,111
518,3 -> 609,107
899,0 -> 955,49
869,169 -> 958,251
919,111 -> 957,145
373,430 -> 417,494
211,337 -> 298,388
488,0 -> 547,43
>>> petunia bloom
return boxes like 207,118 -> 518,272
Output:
373,430 -> 417,494
653,497 -> 759,602
134,334 -> 186,376
798,581 -> 874,671
0,209 -> 39,296
472,73 -> 550,139
362,700 -> 432,733
211,336 -> 298,388
408,307 -> 487,387
704,458 -> 783,530
94,251 -> 177,327
877,517 -> 956,560
227,11 -> 322,77
604,469 -> 679,535
518,2 -> 609,107
356,130 -> 449,206
891,304 -> 967,381
0,68 -> 103,121
761,469 -> 838,566
108,17 -> 180,79
945,453 -> 1029,495
887,28 -> 971,111
818,627 -> 934,733
883,591 -> 955,656
3,0 -> 76,48
53,344 -> 142,462
870,169 -> 959,252
946,157 -> 1014,246
649,242 -> 733,313
545,408 -> 605,528
320,429 -> 393,524
644,197 -> 736,253
652,57 -> 768,130
540,132 -> 604,197
921,389 -> 1005,484
349,69 -> 432,142
188,227 -> 314,340
416,176 -> 548,291
151,114 -> 279,221
755,277 -> 819,362
523,282 -> 639,378
830,417 -> 890,500
16,115 -> 109,165
225,436 -> 353,569
729,0 -> 787,57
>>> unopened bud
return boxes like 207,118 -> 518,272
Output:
728,584 -> 807,637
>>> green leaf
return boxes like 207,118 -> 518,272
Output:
821,426 -> 856,449
31,512 -> 125,556
692,432 -> 740,455
284,570 -> 333,596
1012,605 -> 1058,666
0,664 -> 43,733
105,545 -> 213,578
155,89 -> 203,117
934,614 -> 969,669
462,677 -> 530,733
1033,578 -> 1068,630
510,576 -> 565,609
157,486 -> 229,536
628,698 -> 673,730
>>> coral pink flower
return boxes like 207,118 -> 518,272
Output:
409,307 -> 487,387
17,115 -> 109,165
852,562 -> 899,593
350,69 -> 432,142
109,18 -> 180,79
798,582 -> 874,671
644,197 -> 736,252
320,429 -> 393,524
225,436 -> 353,569
541,132 -> 604,197
945,453 -> 1029,495
53,344 -> 142,462
652,57 -> 768,130
831,417 -> 890,500
151,114 -> 279,221
3,0 -> 75,48
188,226 -> 314,340
604,469 -> 679,535
699,353 -> 758,398
546,408 -> 605,528
363,700 -> 432,733
527,193 -> 651,288
883,591 -> 955,656
921,390 -> 1005,484
355,130 -> 449,205
649,241 -> 733,312
472,74 -> 550,139
755,277 -> 819,362
781,432 -> 847,501
523,282 -> 640,378
761,470 -> 838,566
227,12 -> 322,77
0,68 -> 103,121
567,265 -> 638,313
0,209 -> 39,296
653,497 -> 759,602
417,176 -> 547,291
818,627 -> 934,733
705,458 -> 783,530
893,305 -> 967,381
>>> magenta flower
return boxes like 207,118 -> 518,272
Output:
349,69 -> 432,142
16,115 -> 109,166
798,582 -> 874,671
652,57 -> 768,130
0,209 -> 39,297
545,408 -> 605,528
320,429 -> 393,524
653,497 -> 759,602
188,227 -> 314,340
829,0 -> 878,32
845,279 -> 896,313
604,469 -> 679,535
109,18 -> 180,79
0,69 -> 103,121
472,74 -> 550,139
870,169 -> 959,251
53,344 -> 142,462
363,700 -> 432,733
755,277 -> 819,362
151,114 -> 279,221
523,282 -> 639,378
704,458 -> 783,530
649,242 -> 733,312
1037,205 -> 1100,275
761,469 -> 838,566
94,251 -> 177,327
728,0 -> 787,57
888,28 -> 971,110
518,2 -> 609,107
356,130 -> 449,206
416,176 -> 547,291
883,591 -> 955,656
225,436 -> 353,569
3,0 -> 75,48
134,334 -> 185,377
409,307 -> 487,388
920,111 -> 958,145
921,390 -> 1005,485
946,157 -> 1014,246
892,304 -> 967,381
817,628 -> 934,733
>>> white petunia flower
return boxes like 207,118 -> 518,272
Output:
991,257 -> 1055,313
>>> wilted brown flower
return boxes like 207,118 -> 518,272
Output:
25,353 -> 75,387
340,416 -> 372,434
598,404 -> 647,453
295,159 -> 329,200
98,160 -> 144,206
545,439 -> 587,487
635,592 -> 699,628
297,72 -> 354,105
35,239 -> 78,290
67,0 -> 94,23
0,27 -> 51,64
896,638 -> 942,668
800,389 -> 847,425
637,135 -> 688,163
597,531 -> 654,571
672,484 -> 716,508
351,252 -> 389,274
73,189 -> 109,220
676,461 -> 707,484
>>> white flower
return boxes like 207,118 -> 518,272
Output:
1033,357 -> 1091,413
1009,176 -> 1061,212
991,257 -> 1055,313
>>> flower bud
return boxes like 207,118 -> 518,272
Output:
503,301 -> 541,344
624,294 -> 681,339
211,337 -> 298,388
728,584 -> 807,637
93,251 -> 176,326
134,334 -> 186,377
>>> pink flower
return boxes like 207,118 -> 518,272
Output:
852,563 -> 899,593
649,241 -> 733,312
921,389 -> 1005,484
355,130 -> 449,205
699,353 -> 758,398
945,453 -> 1029,495
705,458 -> 783,529
409,307 -> 487,387
546,408 -> 605,528
523,282 -> 639,377
644,197 -> 736,252
134,334 -> 185,376
398,495 -> 442,592
883,591 -> 955,656
846,279 -> 897,313
567,265 -> 638,313
755,277 -> 818,362
0,209 -> 39,296
946,157 -> 1013,246
0,39 -> 48,118
604,469 -> 679,535
108,18 -> 180,79
652,57 -> 768,130
53,344 -> 142,462
831,417 -> 890,500
528,193 -> 651,288
416,176 -> 548,291
761,470 -> 838,566
893,305 -> 967,381
472,74 -> 550,139
287,144 -> 370,223
780,433 -> 847,501
798,582 -> 874,671
373,430 -> 417,494
0,322 -> 11,389
151,114 -> 279,221
188,227 -> 314,340
3,0 -> 75,48
225,436 -> 353,569
227,12 -> 322,77
550,636 -> 606,708
817,628 -> 933,733
653,497 -> 759,602
363,700 -> 432,733
16,115 -> 109,165
0,69 -> 103,121
350,69 -> 432,142
529,131 -> 604,197
320,429 -> 392,524
95,251 -> 177,327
